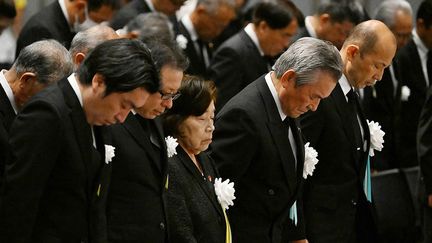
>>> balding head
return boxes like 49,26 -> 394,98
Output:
69,25 -> 119,70
341,20 -> 397,89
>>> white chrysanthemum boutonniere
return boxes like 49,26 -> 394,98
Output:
367,120 -> 385,157
165,136 -> 178,158
176,34 -> 188,49
303,142 -> 319,179
104,145 -> 115,164
214,178 -> 235,210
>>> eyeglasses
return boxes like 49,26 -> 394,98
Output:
159,91 -> 181,101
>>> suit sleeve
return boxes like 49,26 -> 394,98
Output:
0,100 -> 62,242
418,87 -> 432,194
208,46 -> 244,111
210,108 -> 259,184
166,159 -> 198,243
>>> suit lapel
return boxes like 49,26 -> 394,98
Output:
0,86 -> 15,132
257,78 -> 297,193
178,22 -> 207,74
58,79 -> 94,200
177,147 -> 224,217
123,113 -> 163,172
331,84 -> 361,167
239,31 -> 270,73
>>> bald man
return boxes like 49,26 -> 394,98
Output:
300,20 -> 396,243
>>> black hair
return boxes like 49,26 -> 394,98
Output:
417,1 -> 432,28
77,38 -> 160,95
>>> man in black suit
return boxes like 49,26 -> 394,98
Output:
0,39 -> 73,190
398,1 -> 432,168
300,20 -> 396,243
110,0 -> 186,31
293,2 -> 362,50
0,39 -> 160,243
413,2 -> 432,242
364,0 -> 413,170
178,0 -> 236,77
105,41 -> 188,243
16,0 -> 120,56
208,0 -> 298,112
211,37 -> 343,243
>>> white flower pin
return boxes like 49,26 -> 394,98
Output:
367,120 -> 385,157
176,34 -> 188,49
165,136 -> 178,158
104,145 -> 115,164
214,178 -> 235,210
303,142 -> 319,179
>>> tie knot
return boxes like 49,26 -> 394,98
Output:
347,89 -> 358,102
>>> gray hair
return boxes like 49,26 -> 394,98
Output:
374,0 -> 412,28
69,25 -> 117,59
197,0 -> 236,15
12,39 -> 73,84
126,13 -> 175,46
273,37 -> 343,86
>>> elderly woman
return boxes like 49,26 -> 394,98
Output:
162,76 -> 233,243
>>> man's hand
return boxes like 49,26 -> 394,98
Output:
428,194 -> 432,207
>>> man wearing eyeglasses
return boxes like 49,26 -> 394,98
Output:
103,41 -> 188,243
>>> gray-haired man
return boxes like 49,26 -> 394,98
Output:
210,37 -> 343,243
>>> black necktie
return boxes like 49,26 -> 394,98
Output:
347,89 -> 363,149
427,50 -> 432,86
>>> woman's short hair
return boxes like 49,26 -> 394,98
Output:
162,75 -> 216,137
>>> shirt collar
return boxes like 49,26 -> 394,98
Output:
305,16 -> 317,38
67,73 -> 83,107
339,74 -> 353,98
265,72 -> 286,121
58,0 -> 71,26
413,28 -> 429,56
144,0 -> 155,12
0,70 -> 17,114
244,23 -> 265,56
181,14 -> 199,42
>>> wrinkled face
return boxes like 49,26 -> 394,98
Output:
83,75 -> 150,125
136,65 -> 183,119
197,4 -> 236,41
391,10 -> 413,49
278,70 -> 337,118
319,20 -> 354,50
346,41 -> 396,89
178,101 -> 215,155
155,0 -> 186,16
259,20 -> 298,57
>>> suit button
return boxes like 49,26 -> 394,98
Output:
351,199 -> 357,206
159,222 -> 165,230
268,189 -> 275,195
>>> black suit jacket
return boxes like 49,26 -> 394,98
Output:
397,39 -> 428,167
105,114 -> 169,242
178,21 -> 213,78
16,1 -> 74,57
0,78 -> 105,243
109,0 -> 151,30
363,65 -> 402,170
418,85 -> 432,197
0,84 -> 15,186
211,76 -> 305,243
208,30 -> 270,112
300,83 -> 377,243
166,147 -> 226,243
